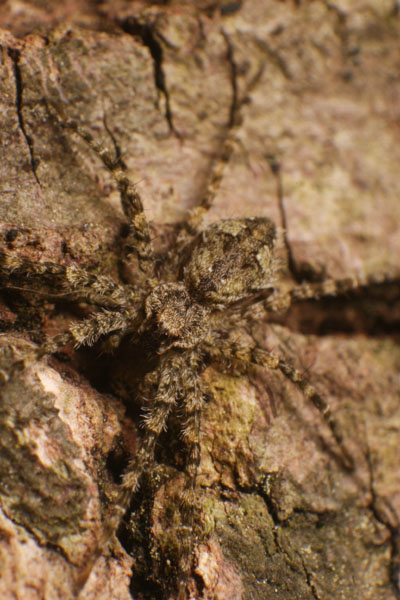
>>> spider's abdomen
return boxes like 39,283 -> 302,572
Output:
184,218 -> 277,306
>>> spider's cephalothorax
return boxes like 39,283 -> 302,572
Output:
143,282 -> 209,351
0,105 -> 375,599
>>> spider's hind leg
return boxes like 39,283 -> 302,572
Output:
253,346 -> 353,470
119,349 -> 205,599
95,351 -> 184,553
204,336 -> 353,470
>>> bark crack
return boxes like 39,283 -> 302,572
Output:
222,29 -> 265,126
0,499 -> 75,566
365,443 -> 400,598
8,48 -> 41,186
297,551 -> 321,600
272,522 -> 321,600
119,17 -> 179,137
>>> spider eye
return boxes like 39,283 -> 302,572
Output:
184,217 -> 277,306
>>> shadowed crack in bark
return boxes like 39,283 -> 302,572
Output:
7,47 -> 41,186
119,16 -> 179,137
297,551 -> 321,600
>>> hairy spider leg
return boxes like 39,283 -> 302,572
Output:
176,350 -> 205,598
122,351 -> 184,492
264,272 -> 390,312
2,308 -> 132,395
203,337 -> 353,470
90,349 -> 205,600
74,350 -> 190,595
46,102 -> 154,275
253,347 -> 353,467
0,251 -> 140,308
42,310 -> 133,353
186,48 -> 265,236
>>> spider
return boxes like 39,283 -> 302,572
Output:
0,99 -> 383,599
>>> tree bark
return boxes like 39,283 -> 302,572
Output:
0,1 -> 400,599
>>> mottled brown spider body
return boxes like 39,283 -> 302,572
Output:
0,105 -> 376,599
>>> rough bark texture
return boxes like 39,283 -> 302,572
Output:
1,1 -> 400,599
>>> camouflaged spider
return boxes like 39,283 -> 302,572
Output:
1,102 -> 383,599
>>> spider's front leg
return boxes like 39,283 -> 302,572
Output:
0,251 -> 140,308
45,101 -> 155,277
2,308 -> 135,383
184,39 -> 265,239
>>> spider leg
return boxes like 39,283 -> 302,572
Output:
85,350 -> 204,598
185,44 -> 265,236
265,272 -> 390,313
3,308 -> 133,402
253,347 -> 349,457
37,309 -> 133,357
45,102 -> 155,275
93,351 -> 184,553
0,251 -> 140,308
289,272 -> 389,300
204,336 -> 353,469
122,352 -> 189,490
186,122 -> 238,234
177,350 -> 204,597
70,351 -> 185,593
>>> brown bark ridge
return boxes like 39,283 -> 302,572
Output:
1,1 -> 400,599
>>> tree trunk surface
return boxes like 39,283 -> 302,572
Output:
0,1 -> 400,599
